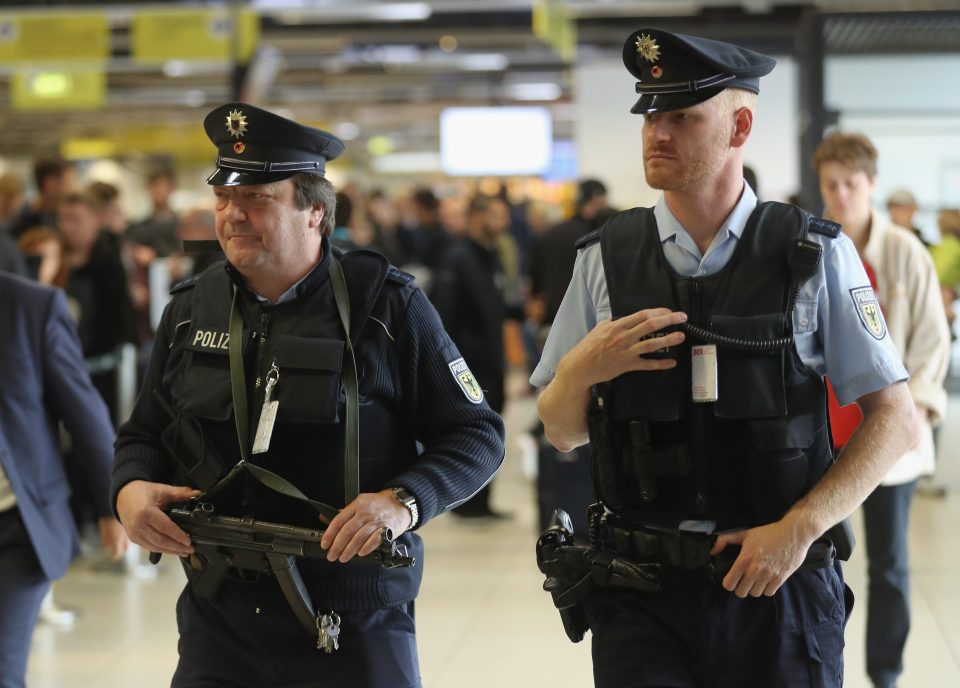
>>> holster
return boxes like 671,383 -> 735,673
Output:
536,509 -> 661,643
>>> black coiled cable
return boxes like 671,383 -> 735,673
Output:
678,286 -> 800,353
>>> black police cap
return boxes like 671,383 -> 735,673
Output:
622,29 -> 776,114
203,102 -> 345,186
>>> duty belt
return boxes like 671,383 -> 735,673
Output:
599,519 -> 837,581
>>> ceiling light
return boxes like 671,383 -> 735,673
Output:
439,35 -> 458,53
459,53 -> 509,71
504,83 -> 562,101
256,2 -> 432,23
372,152 -> 442,174
335,122 -> 360,141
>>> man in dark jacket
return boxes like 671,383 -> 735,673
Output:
433,195 -> 519,520
113,103 -> 504,688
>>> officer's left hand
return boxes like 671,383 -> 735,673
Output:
320,490 -> 412,563
710,520 -> 813,598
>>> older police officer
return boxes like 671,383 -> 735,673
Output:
533,30 -> 914,687
113,103 -> 504,688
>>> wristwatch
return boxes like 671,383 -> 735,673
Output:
390,487 -> 419,529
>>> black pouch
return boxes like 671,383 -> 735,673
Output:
160,413 -> 225,490
267,335 -> 344,424
711,313 -> 787,419
747,414 -> 814,522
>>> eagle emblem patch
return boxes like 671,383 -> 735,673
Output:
449,357 -> 484,404
850,286 -> 886,340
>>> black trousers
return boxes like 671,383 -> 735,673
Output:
0,508 -> 51,688
585,562 -> 852,688
172,576 -> 420,688
862,481 -> 916,688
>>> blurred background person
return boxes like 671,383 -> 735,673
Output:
411,187 -> 450,275
59,191 -> 137,421
0,172 -> 25,235
366,189 -> 409,266
886,188 -> 926,246
125,166 -> 179,257
8,157 -> 73,239
433,195 -> 518,521
16,226 -> 68,290
930,208 -> 960,330
528,178 -> 613,333
815,131 -> 950,688
0,270 -> 127,688
174,206 -> 221,279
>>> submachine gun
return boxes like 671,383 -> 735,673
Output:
151,500 -> 414,644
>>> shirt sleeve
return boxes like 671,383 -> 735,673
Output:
530,245 -> 605,387
815,233 -> 909,406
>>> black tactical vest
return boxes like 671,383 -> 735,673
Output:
589,202 -> 836,530
164,249 -> 424,608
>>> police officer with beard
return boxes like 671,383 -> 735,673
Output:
532,30 -> 915,687
113,103 -> 504,688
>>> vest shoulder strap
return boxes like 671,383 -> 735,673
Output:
808,216 -> 841,238
339,249 -> 392,342
170,273 -> 200,295
574,228 -> 601,250
386,266 -> 415,286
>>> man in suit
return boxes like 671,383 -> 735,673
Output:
0,270 -> 127,688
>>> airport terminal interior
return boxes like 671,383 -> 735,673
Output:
2,0 -> 960,686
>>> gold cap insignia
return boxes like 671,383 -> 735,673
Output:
635,34 -> 661,63
225,109 -> 248,139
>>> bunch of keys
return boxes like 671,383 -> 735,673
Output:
317,611 -> 341,653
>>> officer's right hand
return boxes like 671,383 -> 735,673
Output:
116,480 -> 200,556
563,308 -> 687,386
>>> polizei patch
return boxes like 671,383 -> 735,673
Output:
448,357 -> 484,404
850,286 -> 886,340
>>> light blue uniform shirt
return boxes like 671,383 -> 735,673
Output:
530,184 -> 908,405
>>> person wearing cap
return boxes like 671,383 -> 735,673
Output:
112,103 -> 504,687
532,29 -> 914,687
813,131 -> 949,688
886,188 -> 926,246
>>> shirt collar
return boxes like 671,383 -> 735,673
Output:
653,182 -> 759,244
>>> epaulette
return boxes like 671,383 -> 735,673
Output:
808,216 -> 841,238
170,274 -> 200,295
574,228 -> 601,250
386,267 -> 415,286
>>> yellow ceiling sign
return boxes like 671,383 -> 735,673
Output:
532,0 -> 576,62
0,14 -> 110,62
11,70 -> 105,111
131,9 -> 259,63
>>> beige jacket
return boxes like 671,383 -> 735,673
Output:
862,208 -> 950,485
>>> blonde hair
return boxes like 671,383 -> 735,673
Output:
716,88 -> 757,115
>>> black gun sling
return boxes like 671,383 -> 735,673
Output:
212,253 -> 361,637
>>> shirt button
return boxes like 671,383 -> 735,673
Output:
799,317 -> 809,326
